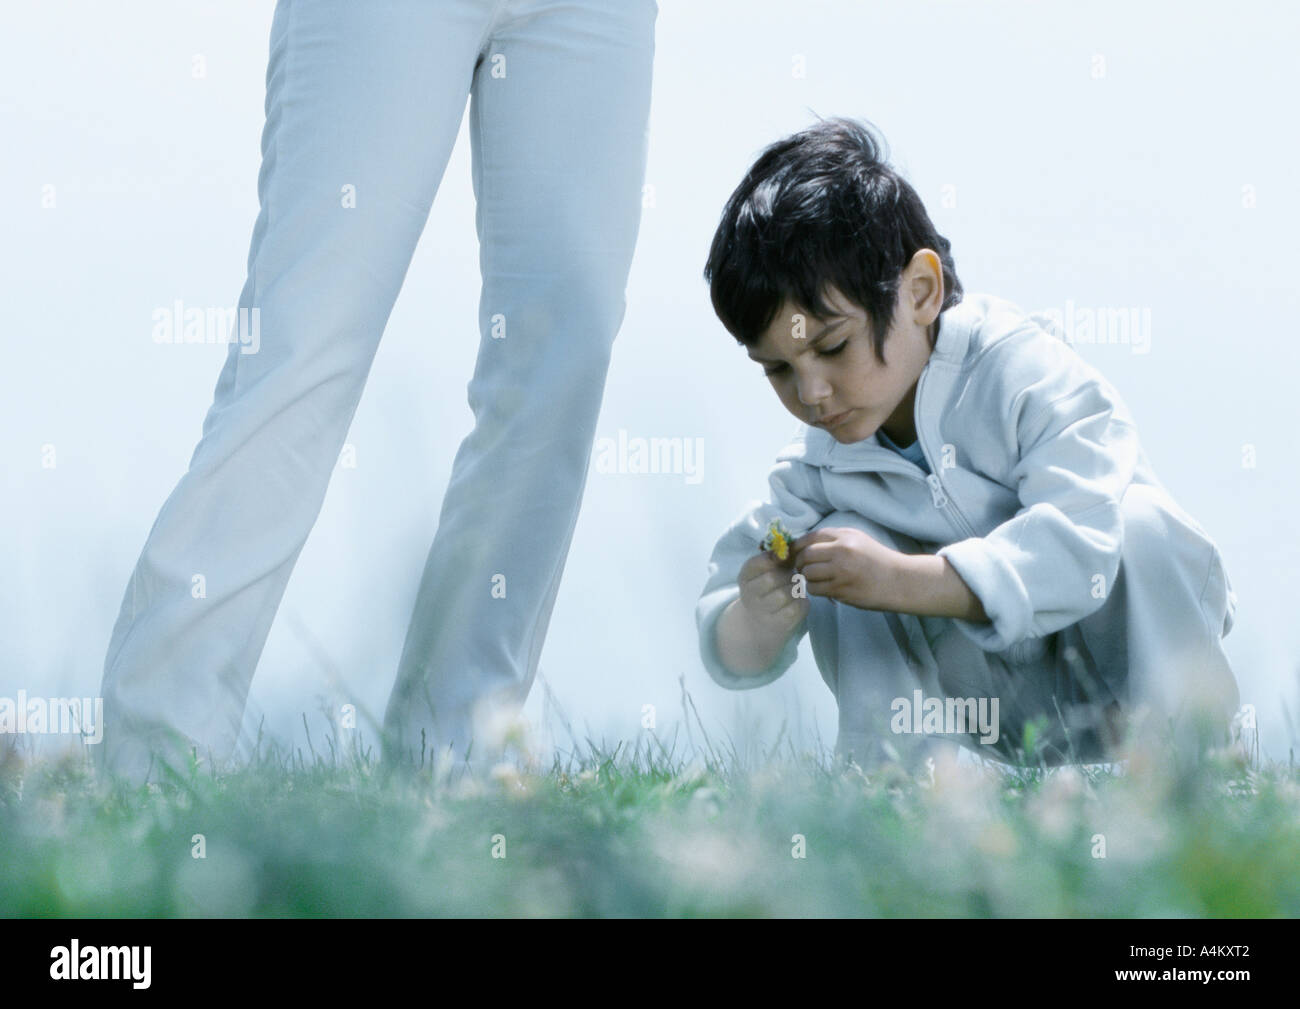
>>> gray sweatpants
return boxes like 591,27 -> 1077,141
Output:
805,482 -> 1239,768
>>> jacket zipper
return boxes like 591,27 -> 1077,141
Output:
824,428 -> 978,541
811,364 -> 981,540
915,363 -> 980,541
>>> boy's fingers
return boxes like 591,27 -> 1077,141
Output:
792,538 -> 833,567
750,552 -> 795,581
756,570 -> 799,599
749,572 -> 803,607
741,560 -> 778,584
761,575 -> 804,601
798,560 -> 836,585
739,554 -> 779,584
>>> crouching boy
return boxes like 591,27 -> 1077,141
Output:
695,117 -> 1240,768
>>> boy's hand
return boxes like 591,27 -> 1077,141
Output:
736,546 -> 810,636
791,527 -> 903,611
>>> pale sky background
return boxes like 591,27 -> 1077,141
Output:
3,1 -> 1297,766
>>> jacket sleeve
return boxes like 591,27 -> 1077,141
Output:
696,456 -> 830,689
936,331 -> 1141,653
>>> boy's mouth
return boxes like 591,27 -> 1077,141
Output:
816,409 -> 853,428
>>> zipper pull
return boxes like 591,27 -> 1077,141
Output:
926,473 -> 948,509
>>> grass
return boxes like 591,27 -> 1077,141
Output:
1,691 -> 1297,918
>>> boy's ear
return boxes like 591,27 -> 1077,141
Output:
905,250 -> 945,320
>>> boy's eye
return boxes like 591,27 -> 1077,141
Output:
762,340 -> 848,376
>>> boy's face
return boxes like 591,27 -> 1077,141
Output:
746,257 -> 943,446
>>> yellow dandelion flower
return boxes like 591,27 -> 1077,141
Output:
760,518 -> 794,561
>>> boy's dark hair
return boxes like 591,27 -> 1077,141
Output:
703,116 -> 963,362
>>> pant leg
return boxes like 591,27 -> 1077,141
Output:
98,0 -> 502,784
1072,481 -> 1239,754
924,622 -> 1119,766
802,510 -> 949,768
381,0 -> 658,766
921,480 -> 1239,765
808,509 -> 1113,767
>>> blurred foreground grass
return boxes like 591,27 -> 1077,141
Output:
1,711 -> 1297,917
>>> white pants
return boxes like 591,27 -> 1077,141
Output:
808,482 -> 1240,768
97,0 -> 658,782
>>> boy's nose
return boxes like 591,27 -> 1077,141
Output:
797,377 -> 833,406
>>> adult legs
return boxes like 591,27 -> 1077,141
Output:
98,0 -> 503,785
382,0 -> 659,769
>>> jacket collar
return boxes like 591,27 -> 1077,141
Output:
774,296 -> 982,471
931,294 -> 979,365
